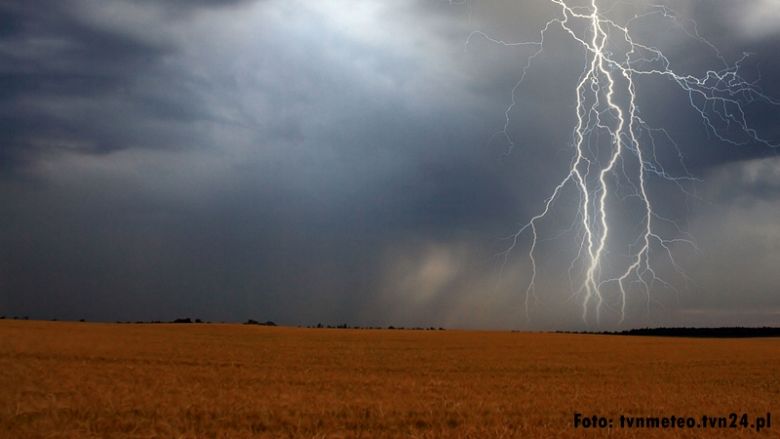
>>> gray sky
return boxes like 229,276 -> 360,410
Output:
1,0 -> 779,329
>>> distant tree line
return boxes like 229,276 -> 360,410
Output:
0,315 -> 447,330
0,316 -> 277,325
304,323 -> 445,331
555,327 -> 780,338
4,317 -> 776,337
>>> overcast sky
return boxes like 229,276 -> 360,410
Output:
1,0 -> 778,329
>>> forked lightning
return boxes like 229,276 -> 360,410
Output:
464,0 -> 779,324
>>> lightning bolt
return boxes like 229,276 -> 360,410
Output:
464,0 -> 779,324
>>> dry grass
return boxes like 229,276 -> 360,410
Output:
1,320 -> 778,438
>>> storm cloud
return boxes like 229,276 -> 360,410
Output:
1,0 -> 779,329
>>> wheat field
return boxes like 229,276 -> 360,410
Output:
1,320 -> 778,438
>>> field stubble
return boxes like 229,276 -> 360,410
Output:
1,321 -> 778,438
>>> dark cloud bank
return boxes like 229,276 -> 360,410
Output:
1,0 -> 779,329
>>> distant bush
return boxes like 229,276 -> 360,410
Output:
244,319 -> 277,326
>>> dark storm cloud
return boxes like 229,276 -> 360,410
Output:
0,0 -> 512,324
1,6 -> 141,167
1,0 -> 779,328
0,0 -> 259,171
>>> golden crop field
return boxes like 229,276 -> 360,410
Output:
1,320 -> 778,438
